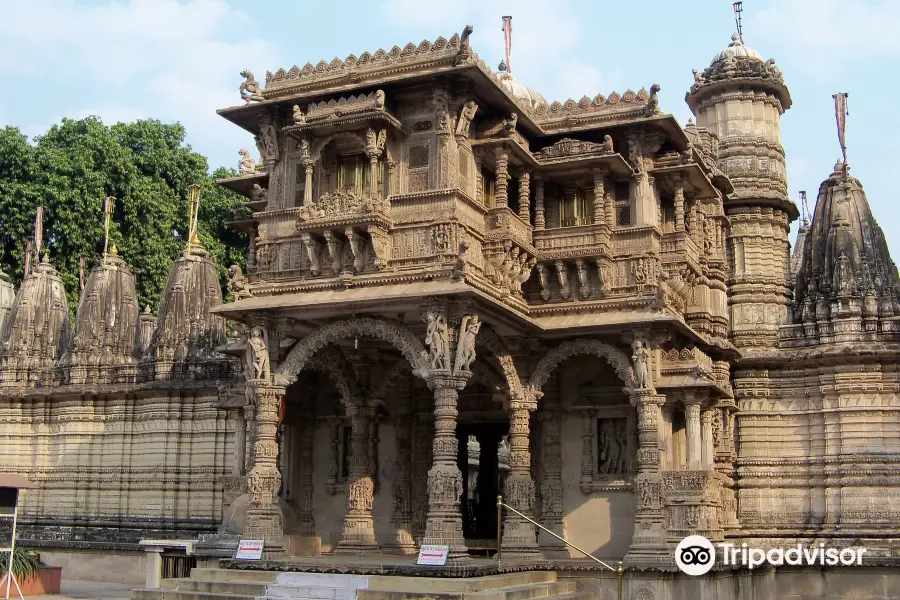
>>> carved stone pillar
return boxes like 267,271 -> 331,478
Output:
674,174 -> 685,232
296,401 -> 316,542
625,390 -> 666,567
518,171 -> 531,223
534,177 -> 545,230
423,374 -> 470,562
335,404 -> 378,553
474,156 -> 483,206
494,147 -> 509,208
304,162 -> 314,206
386,160 -> 396,198
685,399 -> 702,470
701,408 -> 715,468
592,169 -> 606,226
538,406 -> 566,557
233,408 -> 246,476
411,391 -> 433,542
386,405 -> 417,554
501,398 -> 540,558
244,381 -> 287,555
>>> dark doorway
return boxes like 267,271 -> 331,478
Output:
457,423 -> 509,553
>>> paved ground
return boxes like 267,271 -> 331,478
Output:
24,578 -> 136,600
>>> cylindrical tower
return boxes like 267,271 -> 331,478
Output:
686,34 -> 799,349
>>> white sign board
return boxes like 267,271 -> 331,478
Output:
234,539 -> 265,560
416,544 -> 449,566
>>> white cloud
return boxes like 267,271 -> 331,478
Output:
753,0 -> 900,77
0,0 -> 276,168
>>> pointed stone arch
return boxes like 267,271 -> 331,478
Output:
477,325 -> 525,402
276,318 -> 429,384
529,339 -> 634,392
304,346 -> 362,406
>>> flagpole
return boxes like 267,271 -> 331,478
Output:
187,184 -> 201,254
102,196 -> 115,265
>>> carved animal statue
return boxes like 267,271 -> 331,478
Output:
374,90 -> 385,109
238,149 -> 257,175
227,265 -> 251,300
292,105 -> 306,124
250,184 -> 268,204
239,70 -> 262,103
453,25 -> 474,66
646,83 -> 661,115
452,241 -> 469,281
600,135 -> 614,153
692,68 -> 704,85
503,112 -> 518,134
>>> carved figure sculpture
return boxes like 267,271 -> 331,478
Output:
632,339 -> 651,389
537,263 -> 550,301
246,326 -> 270,380
374,90 -> 385,109
453,25 -> 474,66
503,113 -> 518,135
227,265 -> 251,300
425,312 -> 448,370
292,105 -> 306,124
366,128 -> 377,151
692,68 -> 704,85
600,135 -> 614,153
646,83 -> 661,115
653,270 -> 669,310
238,149 -> 257,175
376,129 -> 386,153
250,184 -> 267,204
632,258 -> 647,284
455,100 -> 478,137
451,241 -> 469,280
239,70 -> 263,103
454,315 -> 481,373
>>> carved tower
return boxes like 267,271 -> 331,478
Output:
686,34 -> 798,349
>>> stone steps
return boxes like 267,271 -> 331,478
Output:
131,568 -> 582,600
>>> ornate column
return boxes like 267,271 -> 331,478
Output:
336,404 -> 378,553
674,173 -> 685,232
538,403 -> 567,557
421,306 -> 481,564
423,374 -> 470,562
411,391 -> 433,541
232,408 -> 246,476
296,401 -> 316,547
244,381 -> 287,555
304,163 -> 314,206
518,171 -> 531,223
386,160 -> 396,198
701,408 -> 715,469
501,395 -> 540,557
494,147 -> 509,208
474,156 -> 483,206
684,396 -> 702,470
386,401 -> 417,554
534,176 -> 545,230
626,390 -> 667,567
592,168 -> 607,226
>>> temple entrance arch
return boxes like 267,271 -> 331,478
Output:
529,339 -> 635,394
276,317 -> 429,384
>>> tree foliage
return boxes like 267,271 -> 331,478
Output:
0,117 -> 246,313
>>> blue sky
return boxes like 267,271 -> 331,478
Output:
2,0 -> 898,255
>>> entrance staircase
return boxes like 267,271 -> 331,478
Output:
132,568 -> 593,600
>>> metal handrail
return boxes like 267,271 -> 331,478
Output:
496,495 -> 623,600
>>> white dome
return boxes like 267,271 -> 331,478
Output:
497,62 -> 547,109
711,33 -> 763,65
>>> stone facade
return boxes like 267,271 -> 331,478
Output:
0,25 -> 897,594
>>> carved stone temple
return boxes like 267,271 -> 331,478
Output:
2,25 -> 900,600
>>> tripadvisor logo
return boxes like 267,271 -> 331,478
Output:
675,535 -> 867,576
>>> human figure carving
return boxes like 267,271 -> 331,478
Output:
239,70 -> 263,103
292,105 -> 306,124
455,100 -> 478,137
454,315 -> 481,373
632,258 -> 647,284
425,312 -> 448,370
246,326 -> 270,380
632,339 -> 651,389
238,149 -> 257,175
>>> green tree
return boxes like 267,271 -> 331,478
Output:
0,117 -> 246,313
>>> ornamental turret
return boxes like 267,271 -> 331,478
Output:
0,256 -> 71,387
792,163 -> 900,343
146,241 -> 227,380
58,247 -> 140,384
687,33 -> 797,349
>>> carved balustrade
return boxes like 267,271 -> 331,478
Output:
661,469 -> 725,545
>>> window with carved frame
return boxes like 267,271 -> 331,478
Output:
293,162 -> 306,207
614,181 -> 631,226
558,188 -> 593,227
337,153 -> 383,196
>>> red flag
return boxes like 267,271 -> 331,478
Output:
502,16 -> 512,73
34,206 -> 43,258
23,240 -> 32,276
833,92 -> 849,178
